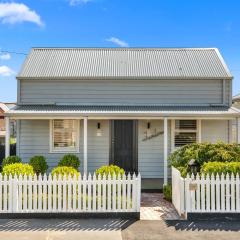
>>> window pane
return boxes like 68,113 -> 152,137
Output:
175,132 -> 197,147
175,120 -> 197,130
53,120 -> 77,150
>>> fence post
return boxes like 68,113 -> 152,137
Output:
137,173 -> 141,212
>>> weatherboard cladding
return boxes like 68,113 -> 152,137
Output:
18,48 -> 232,79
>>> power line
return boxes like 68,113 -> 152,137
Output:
0,50 -> 27,56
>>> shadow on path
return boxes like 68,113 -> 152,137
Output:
0,218 -> 135,232
165,220 -> 240,232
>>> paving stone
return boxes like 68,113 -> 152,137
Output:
140,193 -> 180,220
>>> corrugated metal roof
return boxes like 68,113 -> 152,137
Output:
17,48 -> 232,79
7,105 -> 240,117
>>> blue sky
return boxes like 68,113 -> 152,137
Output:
0,0 -> 240,102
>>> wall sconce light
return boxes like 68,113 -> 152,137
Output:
146,122 -> 151,137
97,122 -> 102,136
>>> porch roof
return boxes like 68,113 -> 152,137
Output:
5,105 -> 240,119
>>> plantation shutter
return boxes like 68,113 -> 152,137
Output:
174,120 -> 197,147
53,120 -> 78,151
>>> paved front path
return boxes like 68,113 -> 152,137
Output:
140,193 -> 179,220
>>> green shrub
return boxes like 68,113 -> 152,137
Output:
29,155 -> 48,175
201,161 -> 240,176
2,163 -> 34,177
58,154 -> 80,170
163,184 -> 172,202
169,142 -> 240,177
2,155 -> 22,167
51,166 -> 80,178
95,165 -> 125,178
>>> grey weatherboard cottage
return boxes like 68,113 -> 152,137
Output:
5,48 -> 240,189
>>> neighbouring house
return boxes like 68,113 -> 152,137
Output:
4,48 -> 240,189
0,103 -> 16,144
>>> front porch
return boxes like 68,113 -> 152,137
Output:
4,105 -> 240,188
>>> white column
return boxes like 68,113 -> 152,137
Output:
83,117 -> 88,174
5,117 -> 10,158
198,119 -> 202,143
164,117 -> 168,185
237,118 -> 240,144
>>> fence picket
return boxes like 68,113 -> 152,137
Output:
92,173 -> 96,211
42,174 -> 47,212
132,173 -> 136,212
73,174 -> 77,211
236,174 -> 240,211
8,174 -> 13,213
230,173 -> 235,211
52,175 -> 57,212
226,174 -> 230,211
82,174 -> 87,211
196,174 -> 200,212
102,174 -> 106,211
38,175 -> 42,212
18,174 -> 22,212
107,174 -> 111,211
23,175 -> 27,212
220,173 -> 225,211
87,173 -> 92,211
112,174 -> 116,211
216,174 -> 220,212
77,175 -> 82,211
127,173 -> 131,211
48,175 -> 52,212
210,174 -> 215,212
117,174 -> 121,211
57,176 -> 62,212
68,175 -> 72,211
122,174 -> 126,211
97,174 -> 101,211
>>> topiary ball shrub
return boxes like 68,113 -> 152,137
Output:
29,155 -> 48,175
2,155 -> 22,167
2,163 -> 34,177
51,166 -> 80,179
163,184 -> 172,202
201,161 -> 240,176
95,165 -> 125,178
58,154 -> 80,170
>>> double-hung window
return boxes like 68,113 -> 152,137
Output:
50,120 -> 79,152
172,120 -> 199,149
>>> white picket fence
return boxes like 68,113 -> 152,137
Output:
172,167 -> 240,216
0,173 -> 141,213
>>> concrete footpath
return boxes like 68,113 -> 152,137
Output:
122,220 -> 240,240
0,218 -> 240,240
0,218 -> 127,240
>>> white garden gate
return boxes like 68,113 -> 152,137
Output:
172,167 -> 240,218
0,173 -> 141,214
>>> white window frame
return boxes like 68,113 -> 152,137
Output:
49,119 -> 80,153
171,119 -> 201,151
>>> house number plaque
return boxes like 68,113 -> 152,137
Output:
189,182 -> 198,191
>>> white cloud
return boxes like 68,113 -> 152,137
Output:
0,53 -> 11,60
0,3 -> 43,26
106,37 -> 129,47
68,0 -> 92,6
0,65 -> 15,77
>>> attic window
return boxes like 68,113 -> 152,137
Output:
173,120 -> 199,148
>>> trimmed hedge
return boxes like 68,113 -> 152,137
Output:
95,165 -> 125,178
51,166 -> 80,178
29,155 -> 48,175
169,142 -> 240,176
2,163 -> 34,176
2,155 -> 22,167
201,161 -> 240,175
58,154 -> 80,170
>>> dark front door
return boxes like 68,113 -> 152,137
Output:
110,120 -> 138,173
